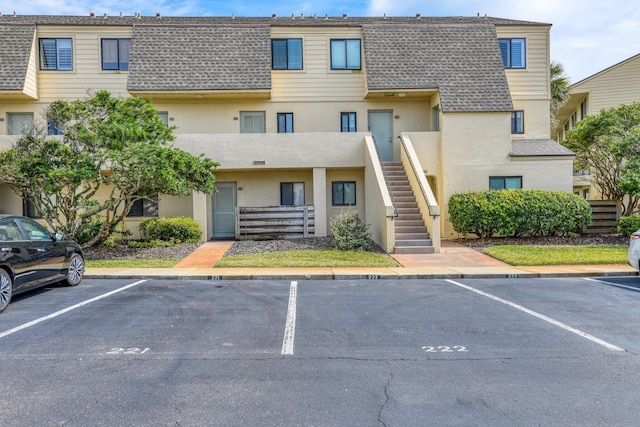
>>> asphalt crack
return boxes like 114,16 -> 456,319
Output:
377,360 -> 393,427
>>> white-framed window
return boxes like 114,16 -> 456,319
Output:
277,113 -> 294,133
281,182 -> 305,206
39,38 -> 73,71
332,181 -> 356,206
330,39 -> 361,70
511,111 -> 524,134
498,38 -> 525,69
240,111 -> 266,133
341,112 -> 357,132
489,176 -> 522,190
272,39 -> 303,70
101,38 -> 131,71
580,99 -> 588,120
7,113 -> 34,135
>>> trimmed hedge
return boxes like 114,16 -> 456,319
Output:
448,189 -> 592,238
330,211 -> 371,251
139,216 -> 202,244
617,215 -> 640,237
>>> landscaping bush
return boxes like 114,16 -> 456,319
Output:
448,189 -> 592,238
330,211 -> 371,251
139,216 -> 202,244
617,215 -> 640,237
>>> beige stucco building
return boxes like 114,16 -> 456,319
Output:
553,52 -> 640,199
0,14 -> 574,253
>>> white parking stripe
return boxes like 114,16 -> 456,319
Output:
0,280 -> 147,340
445,279 -> 625,352
281,281 -> 298,356
583,277 -> 640,292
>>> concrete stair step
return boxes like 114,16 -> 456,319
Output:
393,245 -> 435,254
395,232 -> 430,240
395,219 -> 425,227
395,226 -> 428,234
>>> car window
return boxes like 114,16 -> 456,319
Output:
18,218 -> 53,241
0,219 -> 26,241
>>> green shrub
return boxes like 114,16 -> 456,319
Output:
448,189 -> 592,238
617,215 -> 640,237
139,216 -> 202,243
330,211 -> 371,251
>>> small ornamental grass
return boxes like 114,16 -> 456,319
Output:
484,245 -> 627,266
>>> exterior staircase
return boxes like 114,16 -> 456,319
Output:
381,162 -> 435,254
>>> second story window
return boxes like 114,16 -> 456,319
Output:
580,99 -> 588,120
39,38 -> 73,71
277,113 -> 294,133
101,38 -> 131,71
498,38 -> 525,69
511,111 -> 524,134
330,39 -> 361,70
272,39 -> 302,70
341,112 -> 357,132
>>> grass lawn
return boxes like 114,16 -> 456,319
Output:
85,259 -> 180,268
484,245 -> 628,266
214,249 -> 400,268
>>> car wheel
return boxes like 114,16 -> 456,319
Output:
0,269 -> 12,313
64,253 -> 84,287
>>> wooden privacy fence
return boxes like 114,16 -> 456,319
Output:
236,205 -> 315,239
584,200 -> 620,234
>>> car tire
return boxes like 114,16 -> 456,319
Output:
64,253 -> 84,287
0,269 -> 13,313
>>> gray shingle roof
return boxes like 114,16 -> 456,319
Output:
0,24 -> 35,91
510,139 -> 575,157
128,25 -> 271,92
363,24 -> 513,112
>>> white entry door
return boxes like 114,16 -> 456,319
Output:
213,182 -> 236,239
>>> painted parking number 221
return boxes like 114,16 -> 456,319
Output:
422,345 -> 469,353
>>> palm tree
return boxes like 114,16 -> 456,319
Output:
550,60 -> 570,131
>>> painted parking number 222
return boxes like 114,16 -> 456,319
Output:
422,345 -> 469,353
106,347 -> 150,355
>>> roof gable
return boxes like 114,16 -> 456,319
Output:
127,25 -> 271,92
0,25 -> 35,91
362,24 -> 513,112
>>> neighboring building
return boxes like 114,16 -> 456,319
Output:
553,53 -> 640,199
0,14 -> 574,252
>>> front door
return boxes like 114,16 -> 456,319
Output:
368,110 -> 393,161
213,182 -> 236,239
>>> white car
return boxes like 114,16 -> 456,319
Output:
628,230 -> 640,269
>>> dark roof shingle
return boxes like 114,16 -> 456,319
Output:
0,25 -> 35,91
510,139 -> 575,157
363,24 -> 513,112
127,25 -> 271,92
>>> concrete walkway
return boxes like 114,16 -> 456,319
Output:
84,240 -> 638,280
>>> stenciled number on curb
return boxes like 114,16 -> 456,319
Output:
367,274 -> 380,280
421,345 -> 469,353
106,347 -> 150,355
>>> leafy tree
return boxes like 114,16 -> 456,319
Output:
0,91 -> 218,247
562,102 -> 640,216
550,60 -> 570,131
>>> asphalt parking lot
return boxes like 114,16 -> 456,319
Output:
1,276 -> 640,426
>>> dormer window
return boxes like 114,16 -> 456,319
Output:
39,38 -> 73,71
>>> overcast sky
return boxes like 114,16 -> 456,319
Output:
8,0 -> 640,84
